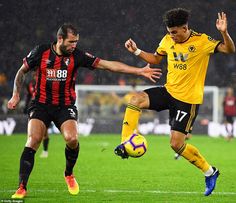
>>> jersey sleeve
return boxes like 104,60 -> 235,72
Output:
155,35 -> 168,56
77,50 -> 100,69
202,34 -> 221,54
23,45 -> 41,70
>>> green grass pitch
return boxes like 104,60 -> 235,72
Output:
0,134 -> 236,203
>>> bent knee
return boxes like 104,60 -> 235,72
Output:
64,134 -> 78,147
129,92 -> 149,108
170,140 -> 184,152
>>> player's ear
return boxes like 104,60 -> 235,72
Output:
57,35 -> 63,43
183,24 -> 188,32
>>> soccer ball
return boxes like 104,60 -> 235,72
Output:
123,133 -> 148,158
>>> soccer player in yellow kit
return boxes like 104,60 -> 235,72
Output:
115,8 -> 235,196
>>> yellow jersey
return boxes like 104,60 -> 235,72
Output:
156,31 -> 221,104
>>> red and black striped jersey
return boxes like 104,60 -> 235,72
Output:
223,96 -> 236,116
23,43 -> 100,106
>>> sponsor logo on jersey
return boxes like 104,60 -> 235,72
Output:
173,52 -> 188,62
46,69 -> 68,81
173,63 -> 187,70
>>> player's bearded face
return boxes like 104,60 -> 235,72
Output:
59,43 -> 72,55
60,33 -> 79,55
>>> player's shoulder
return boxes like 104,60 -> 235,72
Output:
73,48 -> 84,56
161,34 -> 172,43
74,48 -> 96,59
190,30 -> 203,37
31,43 -> 51,54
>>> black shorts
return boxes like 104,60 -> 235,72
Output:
27,102 -> 78,129
144,86 -> 199,135
225,115 -> 234,124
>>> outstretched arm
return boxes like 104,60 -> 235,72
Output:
96,60 -> 162,83
125,38 -> 163,64
8,64 -> 29,109
216,12 -> 235,53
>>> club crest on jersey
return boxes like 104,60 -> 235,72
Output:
64,58 -> 70,66
188,45 -> 196,52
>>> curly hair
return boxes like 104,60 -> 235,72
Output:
163,8 -> 190,28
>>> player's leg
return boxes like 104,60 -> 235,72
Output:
55,106 -> 79,195
170,101 -> 219,196
225,116 -> 234,141
40,130 -> 49,158
120,91 -> 149,142
174,133 -> 192,160
115,87 -> 169,158
60,119 -> 79,195
12,119 -> 46,199
114,91 -> 149,158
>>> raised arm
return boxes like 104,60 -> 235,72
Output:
96,59 -> 162,83
7,64 -> 29,109
125,38 -> 163,64
216,12 -> 235,53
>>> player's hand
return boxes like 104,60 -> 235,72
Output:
7,94 -> 20,109
125,38 -> 138,53
216,12 -> 227,33
139,63 -> 162,83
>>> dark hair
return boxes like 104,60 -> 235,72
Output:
57,23 -> 78,39
163,8 -> 190,28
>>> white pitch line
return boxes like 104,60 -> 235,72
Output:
1,189 -> 236,195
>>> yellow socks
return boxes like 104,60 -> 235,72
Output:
178,143 -> 210,173
121,104 -> 141,142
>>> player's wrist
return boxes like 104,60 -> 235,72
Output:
134,48 -> 142,56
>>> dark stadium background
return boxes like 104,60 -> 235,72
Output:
0,0 -> 235,134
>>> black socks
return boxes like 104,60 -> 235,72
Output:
19,147 -> 36,189
65,143 -> 79,176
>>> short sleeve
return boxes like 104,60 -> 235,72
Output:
77,50 -> 100,69
156,35 -> 168,56
23,45 -> 41,70
202,34 -> 221,54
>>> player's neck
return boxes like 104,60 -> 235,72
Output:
181,29 -> 191,43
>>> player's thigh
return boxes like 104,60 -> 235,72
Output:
26,118 -> 47,150
60,120 -> 78,145
144,86 -> 170,111
53,106 -> 79,144
170,100 -> 199,135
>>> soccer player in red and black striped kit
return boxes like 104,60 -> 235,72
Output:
223,87 -> 236,141
8,23 -> 162,198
